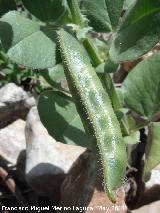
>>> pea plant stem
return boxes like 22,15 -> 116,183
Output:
67,0 -> 84,28
83,38 -> 103,66
67,0 -> 103,67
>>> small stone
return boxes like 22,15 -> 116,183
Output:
24,96 -> 36,109
0,119 -> 26,165
0,83 -> 35,128
0,83 -> 28,103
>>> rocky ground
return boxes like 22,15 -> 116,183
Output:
0,83 -> 160,213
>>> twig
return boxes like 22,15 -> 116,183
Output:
0,167 -> 29,207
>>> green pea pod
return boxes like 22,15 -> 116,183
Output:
59,29 -> 127,202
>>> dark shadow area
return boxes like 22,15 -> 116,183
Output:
138,184 -> 160,207
0,155 -> 11,168
126,128 -> 147,210
126,129 -> 160,210
0,0 -> 17,17
58,149 -> 96,213
22,0 -> 66,23
0,21 -> 13,51
0,100 -> 31,129
26,162 -> 66,206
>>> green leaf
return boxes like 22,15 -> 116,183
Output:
144,122 -> 160,179
83,37 -> 102,66
0,11 -> 39,51
38,90 -> 88,147
1,68 -> 13,75
124,131 -> 140,145
122,52 -> 160,120
47,64 -> 65,83
96,60 -> 118,74
115,108 -> 128,121
125,114 -> 137,131
110,0 -> 160,63
105,0 -> 125,29
22,0 -> 67,23
81,0 -> 124,31
81,0 -> 111,32
123,0 -> 136,10
40,64 -> 65,87
93,38 -> 108,61
0,0 -> 17,17
0,11 -> 57,69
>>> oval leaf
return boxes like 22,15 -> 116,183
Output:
105,0 -> 124,29
81,0 -> 124,31
22,0 -> 67,23
110,0 -> 160,62
124,131 -> 140,145
0,11 -> 57,69
96,61 -> 118,74
122,51 -> 160,120
144,122 -> 160,180
38,90 -> 88,147
81,0 -> 111,32
40,64 -> 65,87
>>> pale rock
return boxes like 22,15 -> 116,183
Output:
0,83 -> 35,128
25,107 -> 85,197
0,119 -> 26,165
146,165 -> 160,188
